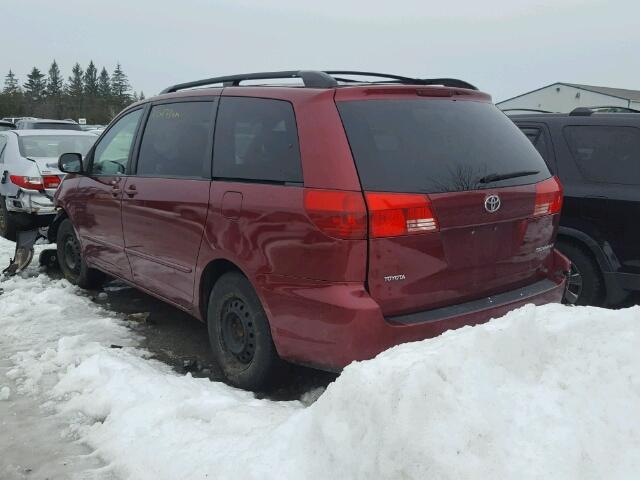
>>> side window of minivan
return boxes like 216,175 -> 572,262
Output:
136,101 -> 215,178
563,125 -> 640,185
91,109 -> 143,175
213,97 -> 303,183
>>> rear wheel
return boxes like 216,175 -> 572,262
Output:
56,219 -> 105,289
207,272 -> 281,391
0,196 -> 18,241
556,241 -> 604,306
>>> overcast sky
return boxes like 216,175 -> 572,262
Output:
3,0 -> 639,102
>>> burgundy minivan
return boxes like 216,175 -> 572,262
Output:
54,71 -> 568,390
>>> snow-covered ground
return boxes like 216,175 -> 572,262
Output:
1,237 -> 639,480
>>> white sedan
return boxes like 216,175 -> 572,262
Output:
0,129 -> 96,240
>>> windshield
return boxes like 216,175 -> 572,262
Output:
18,135 -> 96,159
337,99 -> 551,193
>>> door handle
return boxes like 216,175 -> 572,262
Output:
124,185 -> 138,197
111,187 -> 121,197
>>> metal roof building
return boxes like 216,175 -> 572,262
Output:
497,82 -> 640,113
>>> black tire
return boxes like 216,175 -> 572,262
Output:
207,272 -> 281,391
56,218 -> 105,289
39,249 -> 59,269
556,241 -> 604,306
0,196 -> 18,241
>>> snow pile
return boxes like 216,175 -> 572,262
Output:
1,237 -> 639,479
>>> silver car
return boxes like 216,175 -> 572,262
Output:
0,129 -> 96,240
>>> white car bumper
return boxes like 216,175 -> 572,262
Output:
5,189 -> 56,215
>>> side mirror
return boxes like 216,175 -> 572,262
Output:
58,152 -> 84,174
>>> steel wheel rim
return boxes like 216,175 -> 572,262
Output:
220,297 -> 256,364
63,234 -> 81,275
564,263 -> 583,304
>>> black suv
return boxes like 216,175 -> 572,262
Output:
510,108 -> 640,306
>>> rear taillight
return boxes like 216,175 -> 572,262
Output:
42,175 -> 61,189
9,175 -> 61,190
304,189 -> 367,239
534,176 -> 563,217
365,192 -> 438,238
10,175 -> 44,190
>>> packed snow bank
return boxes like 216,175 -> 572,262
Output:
1,236 -> 639,479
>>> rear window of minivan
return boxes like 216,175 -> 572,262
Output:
337,99 -> 550,193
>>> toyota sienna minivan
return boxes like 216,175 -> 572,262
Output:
53,70 -> 568,390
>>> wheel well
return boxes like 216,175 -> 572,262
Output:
556,234 -> 600,268
199,259 -> 243,320
556,234 -> 606,286
47,209 -> 68,243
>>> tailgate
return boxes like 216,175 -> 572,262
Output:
366,185 -> 559,316
336,92 -> 560,317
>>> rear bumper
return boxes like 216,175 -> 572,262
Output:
5,189 -> 56,215
262,249 -> 569,370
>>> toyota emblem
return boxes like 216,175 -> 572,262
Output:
484,194 -> 501,213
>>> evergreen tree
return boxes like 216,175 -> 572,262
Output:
23,67 -> 47,102
46,60 -> 64,96
3,70 -> 20,94
110,63 -> 131,107
1,70 -> 23,117
67,63 -> 84,97
46,60 -> 65,118
0,61 -> 140,121
139,91 -> 145,101
83,61 -> 99,96
66,63 -> 84,119
97,67 -> 111,98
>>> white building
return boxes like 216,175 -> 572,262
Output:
497,83 -> 640,113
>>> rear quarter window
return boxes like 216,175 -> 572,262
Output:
563,125 -> 640,185
213,97 -> 302,184
338,99 -> 550,193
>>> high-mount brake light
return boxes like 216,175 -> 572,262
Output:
534,176 -> 563,217
365,192 -> 438,238
304,189 -> 367,239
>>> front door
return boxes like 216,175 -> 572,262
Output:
78,109 -> 144,280
121,100 -> 216,307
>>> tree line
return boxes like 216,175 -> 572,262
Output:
0,60 -> 145,125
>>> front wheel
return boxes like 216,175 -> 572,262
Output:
56,218 -> 105,289
207,272 -> 282,391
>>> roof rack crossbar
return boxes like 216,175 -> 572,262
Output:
161,70 -> 338,93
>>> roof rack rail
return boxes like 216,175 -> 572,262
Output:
324,71 -> 478,90
570,107 -> 593,116
161,70 -> 478,94
501,108 -> 553,114
587,105 -> 640,113
161,70 -> 338,94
